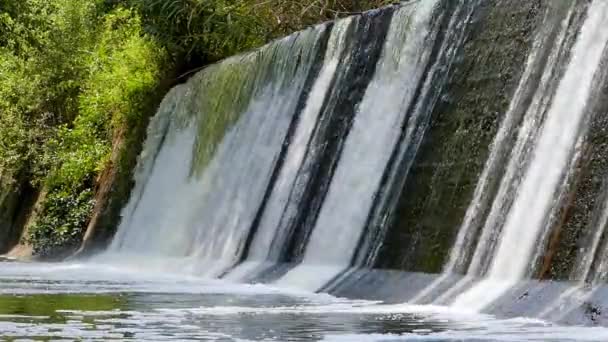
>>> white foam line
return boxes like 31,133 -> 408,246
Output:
410,273 -> 452,304
537,285 -> 595,321
154,302 -> 481,318
321,327 -> 608,342
432,276 -> 474,306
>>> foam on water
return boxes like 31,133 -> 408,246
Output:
322,327 -> 608,342
0,262 -> 300,296
3,262 -> 608,341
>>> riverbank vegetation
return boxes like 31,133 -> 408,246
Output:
0,0 -> 391,257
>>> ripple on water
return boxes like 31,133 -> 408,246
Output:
1,262 -> 608,341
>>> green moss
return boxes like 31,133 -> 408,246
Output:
0,0 -> 414,258
544,58 -> 608,280
375,0 -> 543,273
186,59 -> 258,175
4,4 -> 169,257
0,293 -> 125,318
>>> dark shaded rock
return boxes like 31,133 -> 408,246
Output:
374,0 -> 544,273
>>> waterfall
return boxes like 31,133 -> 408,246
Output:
452,0 -> 608,311
242,20 -> 353,264
105,0 -> 473,287
275,0 -> 445,291
108,26 -> 328,275
444,1 -> 579,274
222,19 -> 354,281
99,0 -> 608,324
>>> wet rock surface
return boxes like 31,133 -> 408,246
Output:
375,0 -> 543,273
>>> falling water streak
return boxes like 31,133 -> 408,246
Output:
529,135 -> 585,277
109,121 -> 198,256
568,50 -> 608,284
276,0 -> 442,291
107,27 -> 327,277
357,0 -> 479,269
110,86 -> 188,250
465,3 -> 578,277
442,2 -> 571,272
245,19 -> 353,263
574,185 -> 608,281
453,1 -> 608,311
489,2 -> 608,281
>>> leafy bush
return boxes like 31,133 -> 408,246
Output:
128,0 -> 393,66
29,186 -> 95,258
47,7 -> 165,190
0,1 -> 166,255
1,0 -> 391,257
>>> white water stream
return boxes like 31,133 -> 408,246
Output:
276,0 -> 442,291
453,1 -> 608,310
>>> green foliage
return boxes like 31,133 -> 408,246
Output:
128,0 -> 267,63
0,293 -> 125,319
29,186 -> 95,258
0,0 -> 390,258
47,7 -> 165,190
0,0 -> 100,182
128,0 -> 392,64
0,0 -> 167,256
79,8 -> 166,129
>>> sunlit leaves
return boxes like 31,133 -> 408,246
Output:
0,1 -> 166,255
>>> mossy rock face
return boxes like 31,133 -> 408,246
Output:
542,54 -> 608,281
374,0 -> 544,273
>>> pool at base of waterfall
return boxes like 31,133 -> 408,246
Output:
0,262 -> 607,341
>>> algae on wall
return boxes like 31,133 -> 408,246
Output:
0,0 -> 399,260
542,49 -> 608,281
375,0 -> 544,273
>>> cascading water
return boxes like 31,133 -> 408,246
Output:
223,19 -> 354,281
12,1 -> 608,340
108,26 -> 328,275
244,20 -> 352,263
92,0 -> 608,327
444,1 -> 580,275
109,85 -> 212,267
452,0 -> 608,311
275,0 -> 445,291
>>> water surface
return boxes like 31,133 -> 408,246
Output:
0,261 -> 607,341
